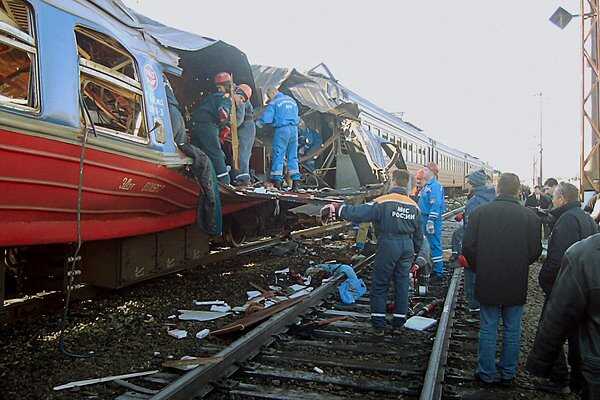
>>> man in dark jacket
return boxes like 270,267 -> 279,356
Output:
525,186 -> 552,209
527,233 -> 600,399
463,169 -> 496,312
535,182 -> 598,393
321,169 -> 422,334
462,173 -> 542,384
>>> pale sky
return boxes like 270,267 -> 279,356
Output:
125,0 -> 581,186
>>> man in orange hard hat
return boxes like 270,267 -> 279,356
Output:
233,84 -> 255,186
189,72 -> 234,184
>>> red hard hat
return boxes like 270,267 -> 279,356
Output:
427,162 -> 439,175
214,72 -> 232,84
238,84 -> 252,100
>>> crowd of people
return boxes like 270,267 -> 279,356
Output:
167,72 -> 323,189
322,166 -> 600,399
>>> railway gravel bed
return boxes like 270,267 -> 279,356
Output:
0,234 -> 355,400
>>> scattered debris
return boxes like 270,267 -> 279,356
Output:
194,300 -> 225,306
210,304 -> 231,313
404,316 -> 437,331
153,352 -> 161,357
162,356 -> 223,371
289,287 -> 314,299
167,329 -> 188,339
246,290 -> 262,300
178,310 -> 231,321
274,268 -> 289,275
313,367 -> 324,374
196,329 -> 210,340
269,241 -> 299,256
289,284 -> 307,292
53,370 -> 159,391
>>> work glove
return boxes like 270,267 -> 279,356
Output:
454,212 -> 464,223
219,126 -> 231,144
217,107 -> 229,125
426,220 -> 435,235
320,203 -> 341,224
457,255 -> 469,268
410,263 -> 419,276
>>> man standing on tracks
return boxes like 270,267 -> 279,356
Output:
526,233 -> 600,399
419,163 -> 445,279
190,72 -> 233,184
256,88 -> 301,191
533,182 -> 598,395
321,169 -> 422,335
462,173 -> 542,385
462,169 -> 496,313
233,84 -> 255,186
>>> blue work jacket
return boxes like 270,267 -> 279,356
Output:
419,178 -> 445,222
464,185 -> 496,228
340,187 -> 423,254
257,93 -> 299,128
191,92 -> 231,125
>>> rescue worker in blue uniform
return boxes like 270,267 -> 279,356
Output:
321,169 -> 422,334
298,120 -> 322,172
256,88 -> 301,190
233,84 -> 255,186
190,72 -> 233,184
419,163 -> 445,278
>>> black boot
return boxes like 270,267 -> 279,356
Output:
271,180 -> 282,190
291,180 -> 301,192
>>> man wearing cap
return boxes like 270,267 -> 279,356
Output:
256,88 -> 301,191
189,72 -> 233,184
462,169 -> 496,312
418,163 -> 446,278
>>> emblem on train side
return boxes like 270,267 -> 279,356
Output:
141,182 -> 165,193
118,178 -> 136,191
144,64 -> 158,90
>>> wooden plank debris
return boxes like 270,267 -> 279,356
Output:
53,370 -> 159,391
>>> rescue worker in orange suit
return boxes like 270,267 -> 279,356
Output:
419,163 -> 446,278
321,169 -> 422,335
190,72 -> 233,184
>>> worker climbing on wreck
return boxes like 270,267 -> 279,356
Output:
256,87 -> 301,191
189,72 -> 234,184
419,163 -> 446,279
233,84 -> 256,186
321,169 -> 423,335
298,119 -> 323,172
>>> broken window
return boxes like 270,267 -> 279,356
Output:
76,27 -> 147,142
0,0 -> 37,109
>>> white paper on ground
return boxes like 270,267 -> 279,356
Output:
403,316 -> 437,331
247,290 -> 261,300
193,300 -> 225,306
268,286 -> 282,291
274,268 -> 289,274
196,329 -> 210,340
210,304 -> 231,313
167,329 -> 188,339
289,284 -> 307,292
289,287 -> 314,299
178,310 -> 231,321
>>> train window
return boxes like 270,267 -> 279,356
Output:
76,27 -> 147,142
0,0 -> 38,110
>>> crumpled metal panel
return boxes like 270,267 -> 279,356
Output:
353,124 -> 392,170
251,65 -> 359,118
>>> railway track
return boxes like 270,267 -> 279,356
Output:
107,209 -> 465,400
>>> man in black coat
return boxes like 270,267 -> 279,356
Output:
462,173 -> 542,384
525,185 -> 552,209
527,233 -> 600,399
535,182 -> 599,394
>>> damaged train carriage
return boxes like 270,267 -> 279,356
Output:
0,0 -> 273,303
251,64 -> 406,191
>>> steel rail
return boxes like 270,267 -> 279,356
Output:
419,266 -> 463,400
151,253 -> 375,400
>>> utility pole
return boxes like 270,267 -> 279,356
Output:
535,92 -> 543,187
532,155 -> 537,187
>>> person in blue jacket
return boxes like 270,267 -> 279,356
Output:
463,169 -> 496,312
189,72 -> 233,184
321,169 -> 423,335
419,163 -> 446,278
256,88 -> 301,190
298,120 -> 322,172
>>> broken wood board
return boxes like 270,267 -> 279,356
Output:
53,370 -> 159,391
